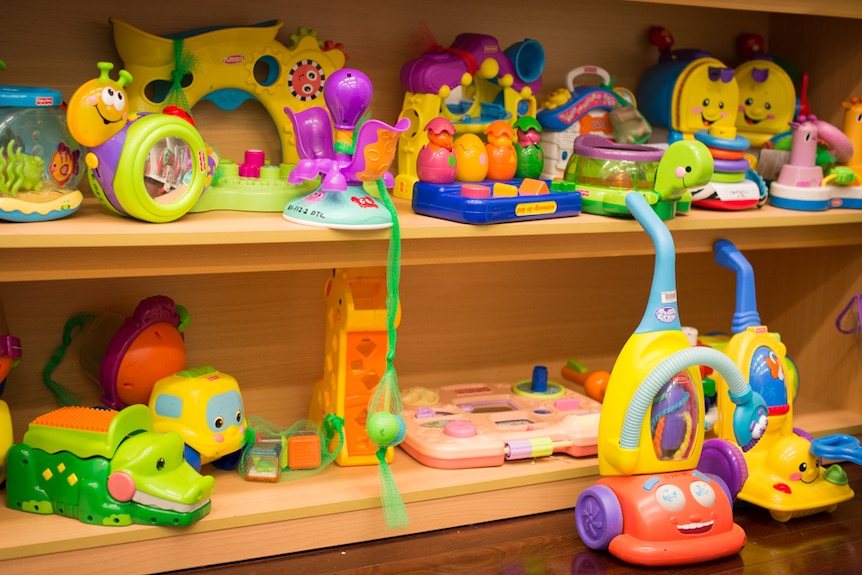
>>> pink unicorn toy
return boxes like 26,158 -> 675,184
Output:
776,115 -> 823,187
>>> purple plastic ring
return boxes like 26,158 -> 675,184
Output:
713,158 -> 751,173
573,134 -> 664,162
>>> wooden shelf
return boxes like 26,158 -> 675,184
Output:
2,0 -> 862,572
1,199 -> 860,282
5,401 -> 862,574
0,447 -> 600,574
626,0 -> 862,19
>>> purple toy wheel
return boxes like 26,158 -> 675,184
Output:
575,484 -> 623,551
697,438 -> 749,499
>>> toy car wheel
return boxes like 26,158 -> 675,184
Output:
212,449 -> 242,471
697,438 -> 749,499
574,484 -> 623,551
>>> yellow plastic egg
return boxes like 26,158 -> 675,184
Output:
454,133 -> 488,182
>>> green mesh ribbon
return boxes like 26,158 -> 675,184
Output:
364,177 -> 409,529
164,38 -> 198,114
238,414 -> 345,482
42,312 -> 96,407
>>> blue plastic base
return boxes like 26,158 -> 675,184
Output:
283,185 -> 392,229
411,180 -> 581,225
0,190 -> 83,222
769,182 -> 862,211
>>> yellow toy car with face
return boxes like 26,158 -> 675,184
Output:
149,366 -> 247,471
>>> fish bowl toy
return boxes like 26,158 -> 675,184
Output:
66,62 -> 218,223
701,239 -> 855,522
562,134 -> 714,220
574,192 -> 767,566
0,85 -> 85,221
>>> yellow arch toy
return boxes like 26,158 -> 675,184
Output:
111,18 -> 346,164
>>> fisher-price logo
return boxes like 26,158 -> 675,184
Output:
35,97 -> 54,106
223,55 -> 245,64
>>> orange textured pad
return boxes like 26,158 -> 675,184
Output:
287,433 -> 322,469
31,406 -> 116,432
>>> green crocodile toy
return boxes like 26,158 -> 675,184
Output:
5,404 -> 215,526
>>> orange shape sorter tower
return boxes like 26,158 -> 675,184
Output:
308,268 -> 401,466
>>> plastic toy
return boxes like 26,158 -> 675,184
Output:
560,358 -> 609,403
149,366 -> 247,472
5,404 -> 214,526
638,27 -> 739,144
394,32 -> 544,199
701,239 -> 855,522
485,120 -> 518,180
239,414 -> 345,482
400,366 -> 602,469
308,268 -> 399,466
283,68 -> 410,229
43,295 -> 189,411
574,192 -> 768,566
840,96 -> 862,182
411,177 -> 581,224
562,134 -> 714,220
768,113 -> 861,211
111,19 -> 346,165
513,116 -> 544,178
734,51 -> 796,148
189,148 -> 320,213
409,114 -> 580,224
0,297 -> 21,485
416,117 -> 457,184
837,293 -> 862,336
536,65 -> 647,180
0,85 -> 85,221
66,62 -> 218,222
688,125 -> 765,210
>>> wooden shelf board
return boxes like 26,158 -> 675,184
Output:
5,407 -> 862,572
625,0 -> 862,19
0,448 -> 597,567
0,200 -> 859,281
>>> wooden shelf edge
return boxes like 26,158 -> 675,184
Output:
0,449 -> 598,564
0,202 -> 859,281
624,0 -> 862,19
4,408 -> 861,571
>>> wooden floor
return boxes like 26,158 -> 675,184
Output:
173,461 -> 862,575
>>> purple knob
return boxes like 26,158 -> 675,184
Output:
324,68 -> 373,130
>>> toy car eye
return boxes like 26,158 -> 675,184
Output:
655,484 -> 686,512
765,102 -> 771,110
799,462 -> 808,472
214,416 -> 225,429
718,102 -> 724,109
745,98 -> 753,106
702,98 -> 710,107
235,409 -> 242,424
114,91 -> 126,112
156,457 -> 165,471
689,480 -> 716,507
